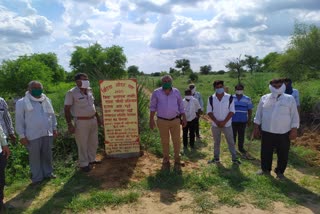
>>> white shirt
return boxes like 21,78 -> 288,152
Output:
206,93 -> 235,127
254,93 -> 300,134
183,97 -> 201,121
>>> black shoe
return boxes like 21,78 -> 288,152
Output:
45,173 -> 57,179
256,170 -> 271,176
89,160 -> 102,165
276,173 -> 286,180
30,181 -> 42,187
232,159 -> 241,165
80,165 -> 92,172
161,162 -> 170,171
208,159 -> 220,164
173,162 -> 182,175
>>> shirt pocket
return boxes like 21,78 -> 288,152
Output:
0,109 -> 4,117
278,103 -> 291,115
76,97 -> 89,106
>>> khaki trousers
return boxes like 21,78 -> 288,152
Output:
75,118 -> 98,167
156,118 -> 181,163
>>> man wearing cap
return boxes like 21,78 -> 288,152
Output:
189,84 -> 204,140
150,75 -> 187,173
64,73 -> 102,172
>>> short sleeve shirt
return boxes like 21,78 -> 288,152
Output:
64,87 -> 96,117
232,95 -> 253,123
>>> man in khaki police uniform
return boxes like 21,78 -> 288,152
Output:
64,73 -> 102,172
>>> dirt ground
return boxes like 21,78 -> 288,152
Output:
293,128 -> 320,166
89,149 -> 319,214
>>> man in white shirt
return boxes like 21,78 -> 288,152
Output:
182,89 -> 201,150
254,78 -> 300,179
189,84 -> 204,140
207,80 -> 241,165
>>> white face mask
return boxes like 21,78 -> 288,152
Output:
191,88 -> 196,94
235,90 -> 243,95
185,95 -> 192,100
81,80 -> 90,89
269,84 -> 285,95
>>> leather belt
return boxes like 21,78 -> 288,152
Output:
157,116 -> 180,121
76,115 -> 95,120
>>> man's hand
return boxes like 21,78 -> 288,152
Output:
149,119 -> 156,130
9,134 -> 16,142
68,124 -> 75,134
53,130 -> 58,138
20,138 -> 29,146
253,125 -> 261,139
2,146 -> 10,159
181,117 -> 187,128
289,128 -> 298,140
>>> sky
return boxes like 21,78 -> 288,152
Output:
0,0 -> 320,74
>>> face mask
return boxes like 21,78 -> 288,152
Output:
269,84 -> 285,95
31,89 -> 43,97
235,90 -> 243,95
81,80 -> 90,89
185,95 -> 192,100
215,88 -> 224,94
162,82 -> 172,90
191,88 -> 196,94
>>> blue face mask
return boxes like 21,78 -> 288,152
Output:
215,88 -> 224,94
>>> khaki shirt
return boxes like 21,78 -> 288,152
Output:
64,87 -> 96,117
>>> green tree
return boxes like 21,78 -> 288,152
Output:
225,56 -> 246,84
175,59 -> 191,75
0,56 -> 52,96
32,53 -> 66,82
277,23 -> 320,80
127,65 -> 140,77
200,65 -> 212,75
243,55 -> 262,74
261,52 -> 281,72
70,43 -> 127,80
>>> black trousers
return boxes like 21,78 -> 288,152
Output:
183,118 -> 197,148
261,131 -> 290,174
0,152 -> 7,205
194,117 -> 200,138
232,122 -> 247,153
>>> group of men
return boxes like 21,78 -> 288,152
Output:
0,73 -> 101,211
150,75 -> 300,178
0,73 -> 301,210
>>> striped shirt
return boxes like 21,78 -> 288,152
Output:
232,95 -> 253,123
0,97 -> 14,137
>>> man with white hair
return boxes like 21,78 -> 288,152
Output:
15,81 -> 58,185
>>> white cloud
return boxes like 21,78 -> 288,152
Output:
0,6 -> 52,42
1,0 -> 320,73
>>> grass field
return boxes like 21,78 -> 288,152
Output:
3,73 -> 320,213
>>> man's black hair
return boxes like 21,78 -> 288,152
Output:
235,83 -> 244,89
213,80 -> 224,88
185,88 -> 192,95
74,73 -> 88,81
269,78 -> 284,85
